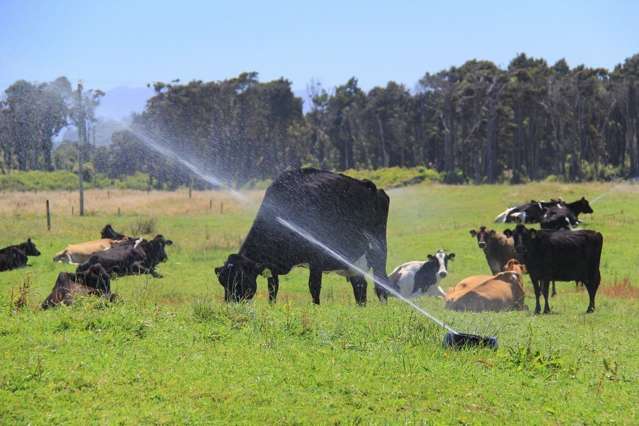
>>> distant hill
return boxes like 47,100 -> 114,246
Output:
96,86 -> 155,120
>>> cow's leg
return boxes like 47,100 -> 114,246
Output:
541,281 -> 551,314
532,279 -> 541,314
551,281 -> 557,297
349,275 -> 367,306
267,275 -> 279,303
308,267 -> 322,305
586,271 -> 600,313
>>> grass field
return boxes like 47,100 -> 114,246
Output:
1,182 -> 638,424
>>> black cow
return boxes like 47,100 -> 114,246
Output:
101,224 -> 128,240
0,239 -> 41,271
42,264 -> 115,309
541,197 -> 594,230
77,235 -> 173,278
505,225 -> 603,314
495,200 -> 561,224
215,168 -> 393,305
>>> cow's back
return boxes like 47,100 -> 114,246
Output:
532,230 -> 603,281
242,169 -> 389,271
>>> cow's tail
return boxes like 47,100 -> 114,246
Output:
494,207 -> 515,223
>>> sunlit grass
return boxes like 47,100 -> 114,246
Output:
1,182 -> 638,423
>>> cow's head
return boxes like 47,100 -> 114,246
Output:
503,258 -> 526,275
22,238 -> 40,256
101,224 -> 126,240
82,263 -> 111,293
140,235 -> 173,265
427,249 -> 455,280
470,226 -> 495,249
215,254 -> 261,302
574,197 -> 594,214
504,225 -> 534,258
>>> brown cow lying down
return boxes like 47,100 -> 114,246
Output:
53,238 -> 133,264
42,264 -> 116,309
445,259 -> 527,312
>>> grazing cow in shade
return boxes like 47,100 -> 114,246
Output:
445,259 -> 526,312
541,197 -> 594,230
215,168 -> 393,305
389,250 -> 455,298
53,239 -> 128,264
469,226 -> 516,275
505,225 -> 603,314
42,264 -> 115,309
0,239 -> 41,271
77,235 -> 173,278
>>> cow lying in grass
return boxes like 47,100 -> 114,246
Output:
388,250 -> 454,298
77,235 -> 173,278
42,264 -> 115,309
0,239 -> 41,271
445,259 -> 526,312
53,238 -> 130,264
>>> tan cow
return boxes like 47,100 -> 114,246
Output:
53,239 -> 126,264
445,259 -> 526,312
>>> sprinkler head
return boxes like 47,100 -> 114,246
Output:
443,331 -> 498,350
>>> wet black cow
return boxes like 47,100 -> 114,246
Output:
215,168 -> 393,305
505,225 -> 603,314
0,239 -> 41,271
42,264 -> 115,308
77,235 -> 173,278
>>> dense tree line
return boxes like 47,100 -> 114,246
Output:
2,53 -> 639,187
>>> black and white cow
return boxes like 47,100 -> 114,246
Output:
494,200 -> 561,224
215,168 -> 393,305
541,197 -> 594,230
388,250 -> 455,298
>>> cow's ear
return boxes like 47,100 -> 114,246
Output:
447,253 -> 455,261
503,229 -> 513,237
214,266 -> 223,277
469,230 -> 477,237
427,254 -> 434,261
27,238 -> 32,242
165,239 -> 173,246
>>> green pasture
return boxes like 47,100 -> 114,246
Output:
1,182 -> 638,424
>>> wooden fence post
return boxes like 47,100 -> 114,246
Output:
46,200 -> 51,231
117,207 -> 121,217
189,178 -> 193,199
209,199 -> 213,210
71,206 -> 74,216
220,202 -> 224,214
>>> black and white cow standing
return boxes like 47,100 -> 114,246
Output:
388,250 -> 455,298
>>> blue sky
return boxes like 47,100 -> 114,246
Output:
1,0 -> 637,93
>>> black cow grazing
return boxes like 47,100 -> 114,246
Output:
469,226 -> 516,274
505,225 -> 603,314
101,224 -> 128,240
77,235 -> 173,278
0,239 -> 41,271
215,168 -> 393,305
42,264 -> 115,309
541,197 -> 594,230
388,250 -> 455,298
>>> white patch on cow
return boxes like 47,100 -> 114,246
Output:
389,261 -> 424,297
335,254 -> 369,277
494,207 -> 515,223
133,238 -> 143,249
435,250 -> 448,278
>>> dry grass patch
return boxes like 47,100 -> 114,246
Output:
601,278 -> 639,299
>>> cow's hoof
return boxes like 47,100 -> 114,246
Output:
586,307 -> 595,314
534,308 -> 541,315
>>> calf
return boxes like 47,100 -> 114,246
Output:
469,227 -> 516,274
505,225 -> 603,314
445,259 -> 527,312
42,264 -> 115,309
0,239 -> 41,271
388,250 -> 455,298
77,235 -> 172,278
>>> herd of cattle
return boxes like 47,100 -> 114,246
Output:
1,168 -> 604,315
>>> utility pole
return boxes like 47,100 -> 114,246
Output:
77,82 -> 85,216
